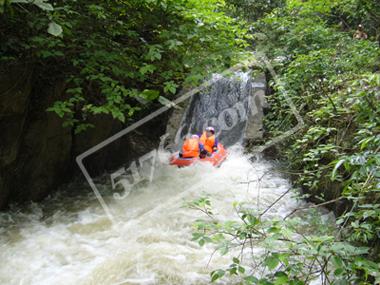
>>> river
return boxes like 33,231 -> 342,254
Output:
0,148 -> 302,285
0,72 -> 327,284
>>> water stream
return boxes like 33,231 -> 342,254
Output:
0,149 -> 301,285
0,73 -> 322,284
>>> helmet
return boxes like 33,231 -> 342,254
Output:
205,126 -> 215,133
191,134 -> 200,139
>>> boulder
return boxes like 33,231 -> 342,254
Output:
245,73 -> 268,141
0,64 -> 32,206
9,80 -> 73,202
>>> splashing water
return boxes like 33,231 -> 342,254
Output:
0,147 -> 304,285
0,73 -> 329,284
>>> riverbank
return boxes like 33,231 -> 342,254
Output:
239,0 -> 380,282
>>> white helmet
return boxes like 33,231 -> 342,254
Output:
205,126 -> 215,133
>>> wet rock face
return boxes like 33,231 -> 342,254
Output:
245,73 -> 268,142
0,64 -> 33,208
166,71 -> 267,149
0,65 -> 165,209
0,65 -> 75,207
73,114 -> 166,178
0,65 -> 32,167
8,80 -> 73,203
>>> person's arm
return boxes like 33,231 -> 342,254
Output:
199,143 -> 205,152
213,138 -> 218,152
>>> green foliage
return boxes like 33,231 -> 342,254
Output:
188,198 -> 380,284
329,0 -> 380,38
183,0 -> 379,284
248,0 -> 380,283
1,0 -> 63,36
1,0 -> 250,132
225,0 -> 286,22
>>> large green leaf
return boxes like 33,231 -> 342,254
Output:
34,0 -> 53,11
47,21 -> 63,36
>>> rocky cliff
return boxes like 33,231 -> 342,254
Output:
0,64 -> 166,209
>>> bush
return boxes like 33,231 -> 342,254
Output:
1,0 -> 251,132
189,0 -> 379,283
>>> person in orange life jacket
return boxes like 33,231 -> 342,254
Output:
199,126 -> 218,156
179,134 -> 205,158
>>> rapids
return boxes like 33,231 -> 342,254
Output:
0,149 -> 301,285
0,72 -> 327,284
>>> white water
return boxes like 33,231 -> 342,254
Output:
0,148 -> 305,285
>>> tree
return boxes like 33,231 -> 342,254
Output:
1,0 -> 251,132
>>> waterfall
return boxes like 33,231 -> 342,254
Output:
177,72 -> 253,147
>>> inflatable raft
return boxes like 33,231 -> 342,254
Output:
170,144 -> 228,167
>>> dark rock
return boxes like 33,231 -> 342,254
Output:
8,80 -> 72,202
0,64 -> 33,206
245,73 -> 268,141
0,65 -> 166,209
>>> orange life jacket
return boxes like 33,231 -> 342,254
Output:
200,131 -> 216,153
182,138 -> 200,158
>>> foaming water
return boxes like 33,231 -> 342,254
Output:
0,148 -> 302,285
